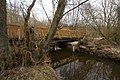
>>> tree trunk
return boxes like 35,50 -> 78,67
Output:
116,6 -> 120,45
43,0 -> 67,50
22,0 -> 36,49
0,0 -> 9,71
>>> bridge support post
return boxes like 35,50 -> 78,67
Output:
72,45 -> 76,52
67,41 -> 79,52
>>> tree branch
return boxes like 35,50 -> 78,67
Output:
62,0 -> 89,17
25,0 -> 36,23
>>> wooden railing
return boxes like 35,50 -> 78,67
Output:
7,24 -> 86,39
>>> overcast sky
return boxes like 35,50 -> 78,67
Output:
7,0 -> 116,21
33,0 -> 98,20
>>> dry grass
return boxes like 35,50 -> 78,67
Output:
0,64 -> 57,80
7,37 -> 51,68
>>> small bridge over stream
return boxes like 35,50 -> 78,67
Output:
7,24 -> 86,50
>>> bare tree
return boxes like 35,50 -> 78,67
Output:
21,0 -> 36,29
0,0 -> 9,71
43,0 -> 67,51
20,0 -> 36,49
80,0 -> 118,45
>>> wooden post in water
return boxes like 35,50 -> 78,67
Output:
72,45 -> 76,52
67,41 -> 79,52
18,28 -> 20,40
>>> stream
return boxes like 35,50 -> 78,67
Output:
50,48 -> 120,80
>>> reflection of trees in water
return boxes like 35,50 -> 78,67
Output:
57,59 -> 80,80
55,56 -> 120,80
74,59 -> 97,80
85,62 -> 112,80
109,63 -> 120,80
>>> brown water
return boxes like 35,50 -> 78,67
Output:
50,48 -> 120,80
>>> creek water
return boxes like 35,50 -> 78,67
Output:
50,48 -> 120,80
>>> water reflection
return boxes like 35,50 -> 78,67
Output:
50,49 -> 120,80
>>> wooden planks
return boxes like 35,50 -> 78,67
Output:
7,24 -> 86,39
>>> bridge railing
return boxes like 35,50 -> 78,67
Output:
7,24 -> 24,39
55,28 -> 86,39
7,24 -> 86,39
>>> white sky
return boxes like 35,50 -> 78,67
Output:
6,0 -> 102,21
31,0 -> 52,20
33,0 -> 98,20
7,0 -> 53,20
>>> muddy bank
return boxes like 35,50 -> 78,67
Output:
0,64 -> 57,80
78,44 -> 120,61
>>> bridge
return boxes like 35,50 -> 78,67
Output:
7,24 -> 86,39
7,24 -> 86,50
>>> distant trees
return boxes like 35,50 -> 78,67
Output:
0,0 -> 9,71
7,0 -> 42,26
113,5 -> 120,45
79,0 -> 120,45
7,0 -> 21,24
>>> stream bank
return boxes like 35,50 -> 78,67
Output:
0,64 -> 57,80
77,38 -> 120,61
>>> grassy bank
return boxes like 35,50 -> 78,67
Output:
0,64 -> 57,80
